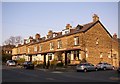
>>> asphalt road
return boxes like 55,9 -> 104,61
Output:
2,65 -> 120,82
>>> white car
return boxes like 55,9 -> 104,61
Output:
96,62 -> 114,70
6,60 -> 16,66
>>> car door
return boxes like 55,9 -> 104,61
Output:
90,64 -> 95,70
107,64 -> 112,69
87,64 -> 93,70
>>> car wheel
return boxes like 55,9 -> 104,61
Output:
95,68 -> 98,71
103,67 -> 106,70
84,69 -> 87,72
24,66 -> 27,69
112,67 -> 115,70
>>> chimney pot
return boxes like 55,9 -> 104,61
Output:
35,33 -> 40,40
66,24 -> 72,29
113,33 -> 117,39
92,14 -> 99,22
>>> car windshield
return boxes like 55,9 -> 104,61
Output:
27,62 -> 32,64
9,60 -> 15,63
79,63 -> 91,66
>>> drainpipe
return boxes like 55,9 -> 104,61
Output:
111,39 -> 113,65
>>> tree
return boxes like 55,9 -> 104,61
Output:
2,54 -> 12,63
3,36 -> 23,46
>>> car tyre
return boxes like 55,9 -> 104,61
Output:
95,68 -> 98,71
84,69 -> 87,72
24,66 -> 27,69
112,67 -> 115,70
103,67 -> 106,70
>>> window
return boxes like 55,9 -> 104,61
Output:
74,36 -> 79,46
48,56 -> 52,60
53,34 -> 57,37
28,48 -> 30,53
39,45 -> 42,51
58,40 -> 62,49
18,48 -> 20,53
48,53 -> 52,60
96,38 -> 99,45
74,51 -> 79,60
113,54 -> 117,59
100,52 -> 103,58
86,53 -> 88,58
34,46 -> 37,52
9,51 -> 11,54
24,47 -> 26,52
65,31 -> 69,34
62,29 -> 70,35
108,53 -> 111,58
50,42 -> 54,50
6,51 -> 8,54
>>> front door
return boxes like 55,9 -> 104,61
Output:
29,55 -> 32,62
43,54 -> 46,67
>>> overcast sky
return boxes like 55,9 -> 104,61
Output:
1,1 -> 119,45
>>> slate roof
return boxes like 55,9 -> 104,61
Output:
16,20 -> 113,46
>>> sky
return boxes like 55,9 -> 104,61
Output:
1,1 -> 119,45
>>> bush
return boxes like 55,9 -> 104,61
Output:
49,59 -> 57,69
36,64 -> 44,68
56,62 -> 64,67
2,54 -> 12,63
50,59 -> 57,66
80,58 -> 87,63
16,58 -> 25,65
33,61 -> 38,65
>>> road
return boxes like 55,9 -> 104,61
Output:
2,65 -> 120,82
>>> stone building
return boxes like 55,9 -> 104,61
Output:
12,14 -> 119,67
2,44 -> 15,55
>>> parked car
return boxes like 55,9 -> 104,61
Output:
96,62 -> 114,70
117,67 -> 120,73
76,63 -> 98,72
6,60 -> 16,66
22,61 -> 34,69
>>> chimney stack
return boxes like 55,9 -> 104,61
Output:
24,39 -> 27,44
35,33 -> 40,40
29,36 -> 33,42
48,30 -> 53,36
113,33 -> 117,39
66,24 -> 72,29
92,14 -> 99,22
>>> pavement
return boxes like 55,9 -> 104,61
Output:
35,66 -> 76,72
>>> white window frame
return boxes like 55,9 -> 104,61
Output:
39,45 -> 42,51
96,38 -> 99,45
108,53 -> 111,58
18,48 -> 20,53
74,36 -> 79,46
100,52 -> 103,58
24,47 -> 26,52
9,51 -> 11,54
28,48 -> 30,53
34,46 -> 37,52
58,40 -> 62,49
50,42 -> 54,50
48,53 -> 53,60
